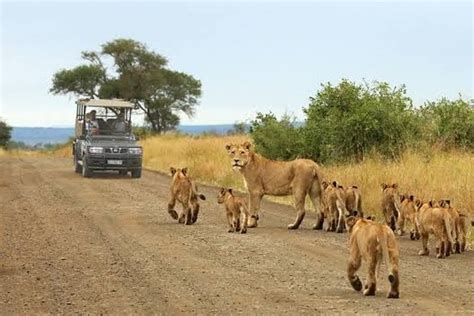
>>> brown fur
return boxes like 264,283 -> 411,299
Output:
217,188 -> 249,234
225,142 -> 324,230
345,216 -> 400,299
322,181 -> 347,233
397,194 -> 420,240
381,183 -> 401,231
458,212 -> 472,252
415,200 -> 455,258
439,199 -> 462,254
344,185 -> 363,218
168,167 -> 206,225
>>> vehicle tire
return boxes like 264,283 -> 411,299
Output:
131,168 -> 142,179
82,158 -> 92,178
74,155 -> 82,173
119,170 -> 128,176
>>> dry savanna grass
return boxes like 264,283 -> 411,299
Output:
140,134 -> 250,188
139,134 -> 474,218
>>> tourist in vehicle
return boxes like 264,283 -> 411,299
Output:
86,110 -> 99,135
112,112 -> 128,133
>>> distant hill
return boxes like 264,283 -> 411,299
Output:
12,125 -> 239,146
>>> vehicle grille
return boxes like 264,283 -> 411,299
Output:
105,147 -> 128,154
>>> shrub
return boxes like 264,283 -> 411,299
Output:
0,120 -> 12,148
250,112 -> 303,160
419,97 -> 473,150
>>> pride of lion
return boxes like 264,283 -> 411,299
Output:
165,142 -> 472,299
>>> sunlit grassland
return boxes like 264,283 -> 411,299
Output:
139,134 -> 473,218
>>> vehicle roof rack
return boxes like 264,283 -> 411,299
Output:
76,98 -> 134,109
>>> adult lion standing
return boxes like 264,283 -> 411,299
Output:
225,142 -> 324,230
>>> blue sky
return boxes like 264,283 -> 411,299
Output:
1,0 -> 472,127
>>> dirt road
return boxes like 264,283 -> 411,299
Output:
1,157 -> 473,314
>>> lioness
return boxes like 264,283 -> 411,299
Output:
168,167 -> 206,225
439,199 -> 462,254
344,185 -> 363,218
397,194 -> 420,240
381,183 -> 401,231
346,214 -> 400,299
217,188 -> 249,234
415,200 -> 455,258
225,142 -> 324,230
322,181 -> 347,233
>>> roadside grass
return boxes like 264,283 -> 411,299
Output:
138,134 -> 473,218
140,133 -> 250,188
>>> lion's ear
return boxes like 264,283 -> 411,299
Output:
242,141 -> 252,150
392,183 -> 398,189
445,199 -> 451,206
332,181 -> 338,188
381,183 -> 388,190
225,144 -> 232,152
429,200 -> 434,208
400,195 -> 406,202
220,187 -> 226,194
351,210 -> 359,217
181,167 -> 188,176
170,167 -> 177,175
322,181 -> 328,189
415,199 -> 422,208
409,195 -> 414,202
228,188 -> 233,194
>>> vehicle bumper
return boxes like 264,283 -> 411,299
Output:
85,155 -> 142,170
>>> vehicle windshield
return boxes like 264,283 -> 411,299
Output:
82,108 -> 132,137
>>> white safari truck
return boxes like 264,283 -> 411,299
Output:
72,98 -> 143,178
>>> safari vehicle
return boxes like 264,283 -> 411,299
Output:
72,98 -> 143,178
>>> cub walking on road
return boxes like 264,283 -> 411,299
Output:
346,214 -> 400,299
168,167 -> 206,225
217,188 -> 250,233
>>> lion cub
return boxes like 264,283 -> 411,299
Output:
415,200 -> 455,258
322,181 -> 347,233
343,185 -> 363,218
381,183 -> 402,231
217,188 -> 249,234
438,199 -> 463,254
168,167 -> 206,225
397,194 -> 420,240
346,214 -> 400,299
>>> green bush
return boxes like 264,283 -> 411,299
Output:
250,112 -> 303,160
419,97 -> 473,150
0,120 -> 12,148
301,80 -> 418,163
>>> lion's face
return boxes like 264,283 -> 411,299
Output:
225,142 -> 252,171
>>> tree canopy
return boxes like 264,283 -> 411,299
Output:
50,39 -> 202,133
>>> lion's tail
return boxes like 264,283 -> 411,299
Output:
380,230 -> 395,284
191,182 -> 206,201
443,211 -> 455,247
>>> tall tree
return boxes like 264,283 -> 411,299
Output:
50,39 -> 201,133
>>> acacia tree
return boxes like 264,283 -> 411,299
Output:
50,39 -> 201,133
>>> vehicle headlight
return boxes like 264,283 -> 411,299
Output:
129,147 -> 143,155
88,146 -> 104,154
